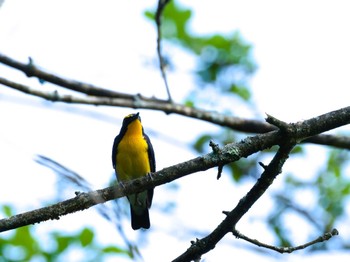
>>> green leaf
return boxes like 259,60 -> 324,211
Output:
193,134 -> 212,153
11,226 -> 39,260
2,205 -> 13,217
144,11 -> 154,20
79,228 -> 94,247
55,234 -> 73,252
290,145 -> 303,154
163,2 -> 192,40
144,1 -> 192,40
145,1 -> 256,103
102,245 -> 129,254
229,84 -> 251,101
184,99 -> 195,108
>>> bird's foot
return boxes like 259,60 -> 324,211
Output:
147,172 -> 154,181
118,181 -> 126,189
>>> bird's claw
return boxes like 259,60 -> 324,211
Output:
147,172 -> 154,180
118,181 -> 126,189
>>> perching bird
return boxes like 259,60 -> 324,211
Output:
112,112 -> 155,230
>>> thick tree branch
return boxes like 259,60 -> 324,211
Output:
0,107 -> 349,235
173,139 -> 297,262
172,108 -> 350,261
0,186 -> 120,233
0,129 -> 279,233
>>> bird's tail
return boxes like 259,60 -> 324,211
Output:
130,206 -> 150,230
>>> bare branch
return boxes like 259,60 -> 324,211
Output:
0,104 -> 347,260
0,128 -> 278,233
1,69 -> 350,150
0,53 -> 166,102
173,140 -> 297,262
0,74 -> 276,132
2,76 -> 350,151
0,186 -> 119,233
233,228 -> 339,253
172,107 -> 350,261
155,0 -> 173,102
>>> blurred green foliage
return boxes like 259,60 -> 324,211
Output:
1,1 -> 349,260
317,150 -> 350,232
268,148 -> 350,249
145,1 -> 256,101
147,0 -> 350,253
0,205 -> 130,262
146,1 -> 260,183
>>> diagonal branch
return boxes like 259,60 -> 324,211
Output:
1,76 -> 350,151
173,108 -> 350,261
173,139 -> 297,262
0,53 -> 167,102
1,53 -> 349,143
0,129 -> 279,233
0,107 -> 349,235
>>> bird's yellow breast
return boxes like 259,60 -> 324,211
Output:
115,120 -> 150,181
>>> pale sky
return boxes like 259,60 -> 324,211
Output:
0,1 -> 349,261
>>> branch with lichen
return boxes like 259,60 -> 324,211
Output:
0,107 -> 348,261
172,110 -> 349,261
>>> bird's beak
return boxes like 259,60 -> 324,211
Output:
133,112 -> 140,122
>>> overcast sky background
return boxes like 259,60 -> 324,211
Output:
1,1 -> 350,261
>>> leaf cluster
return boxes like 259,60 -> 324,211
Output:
0,206 -> 130,262
145,1 -> 256,101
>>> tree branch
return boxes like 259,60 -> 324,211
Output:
0,53 -> 167,102
0,106 -> 348,238
173,139 -> 297,262
155,0 -> 173,101
172,107 -> 350,261
233,228 -> 339,254
0,129 -> 278,233
2,75 -> 350,151
1,52 -> 350,143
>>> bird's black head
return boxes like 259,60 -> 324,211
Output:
122,112 -> 141,128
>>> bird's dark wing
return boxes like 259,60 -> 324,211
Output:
112,134 -> 121,169
144,134 -> 156,172
144,133 -> 155,208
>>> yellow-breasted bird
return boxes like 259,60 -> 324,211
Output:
112,112 -> 155,230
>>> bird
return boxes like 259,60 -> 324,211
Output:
112,112 -> 155,230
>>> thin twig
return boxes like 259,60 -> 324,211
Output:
233,228 -> 339,253
155,0 -> 173,102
